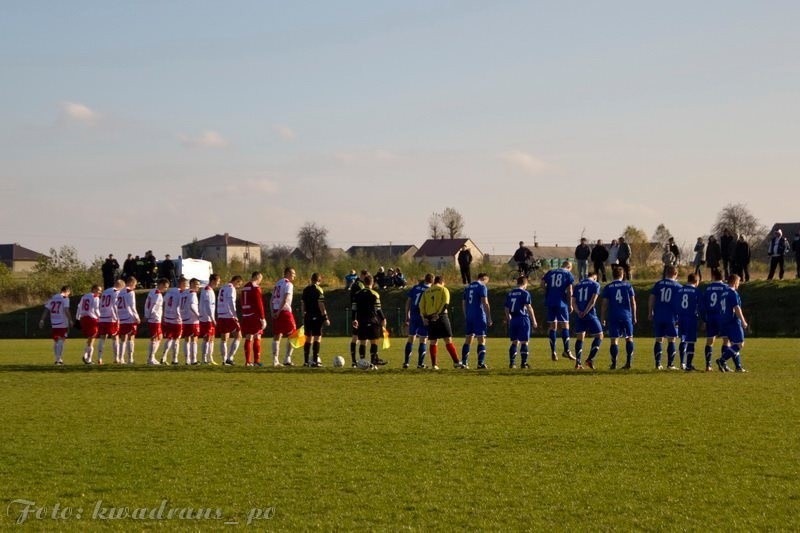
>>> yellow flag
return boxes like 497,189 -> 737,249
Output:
382,327 -> 391,349
289,326 -> 306,349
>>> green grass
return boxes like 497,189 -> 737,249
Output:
1,337 -> 798,530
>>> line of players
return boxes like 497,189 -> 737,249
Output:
401,262 -> 748,372
40,266 -> 334,368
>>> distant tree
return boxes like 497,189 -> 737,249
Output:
261,244 -> 293,264
297,222 -> 329,265
35,245 -> 85,273
440,207 -> 465,239
428,212 -> 445,239
651,223 -> 673,246
621,225 -> 651,266
711,203 -> 767,245
183,237 -> 203,259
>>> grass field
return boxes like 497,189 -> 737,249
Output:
1,337 -> 798,530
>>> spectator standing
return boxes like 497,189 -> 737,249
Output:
574,238 -> 591,280
457,244 -> 473,285
720,229 -> 734,278
692,237 -> 705,282
732,234 -> 751,282
590,240 -> 609,282
101,254 -> 119,289
668,237 -> 681,265
374,267 -> 388,290
617,237 -> 632,280
344,270 -> 358,290
143,251 -> 157,288
513,241 -> 534,275
705,236 -> 722,279
160,254 -> 176,285
793,232 -> 800,279
607,239 -> 620,266
767,228 -> 789,280
122,254 -> 136,280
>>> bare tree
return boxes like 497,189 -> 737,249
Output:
261,244 -> 293,264
297,222 -> 329,265
428,212 -> 445,239
440,207 -> 465,239
711,203 -> 767,245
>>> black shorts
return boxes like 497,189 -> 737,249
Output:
357,323 -> 381,341
427,314 -> 453,341
304,314 -> 325,336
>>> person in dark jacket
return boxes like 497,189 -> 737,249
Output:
101,254 -> 119,289
767,228 -> 789,280
719,229 -> 734,278
143,250 -> 157,289
160,254 -> 176,285
692,237 -> 705,282
457,245 -> 473,285
122,254 -> 137,280
574,238 -> 591,280
705,236 -> 722,279
793,232 -> 800,279
590,240 -> 609,282
617,237 -> 633,280
732,234 -> 751,282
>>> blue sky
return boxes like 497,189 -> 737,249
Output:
2,1 -> 798,261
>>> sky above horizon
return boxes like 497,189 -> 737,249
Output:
2,1 -> 798,261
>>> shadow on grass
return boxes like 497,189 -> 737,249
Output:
0,363 -> 664,378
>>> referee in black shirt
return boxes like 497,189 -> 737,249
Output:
301,273 -> 329,367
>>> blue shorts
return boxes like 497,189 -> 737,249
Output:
574,315 -> 603,336
653,320 -> 678,338
723,321 -> 745,344
508,316 -> 531,342
678,316 -> 698,343
465,315 -> 488,337
547,304 -> 569,323
705,315 -> 723,338
607,317 -> 634,339
408,314 -> 428,338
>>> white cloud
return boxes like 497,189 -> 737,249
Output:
61,101 -> 100,123
499,150 -> 548,175
178,130 -> 229,148
274,125 -> 296,140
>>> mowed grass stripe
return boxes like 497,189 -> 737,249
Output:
0,338 -> 798,530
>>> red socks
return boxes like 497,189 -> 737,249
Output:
430,344 -> 438,366
244,339 -> 252,364
253,338 -> 261,364
445,342 -> 459,363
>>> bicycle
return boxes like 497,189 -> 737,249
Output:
506,259 -> 542,286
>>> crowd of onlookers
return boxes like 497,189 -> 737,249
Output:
345,267 -> 406,290
101,251 -> 175,289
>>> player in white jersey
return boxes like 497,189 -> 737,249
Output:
117,276 -> 141,364
75,285 -> 102,364
217,275 -> 244,365
159,277 -> 186,364
180,278 -> 201,364
97,279 -> 124,365
270,267 -> 298,366
199,274 -> 220,364
144,278 -> 169,365
39,285 -> 73,364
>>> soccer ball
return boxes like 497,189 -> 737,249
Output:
333,355 -> 345,368
356,358 -> 371,370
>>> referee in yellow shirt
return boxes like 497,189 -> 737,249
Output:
419,276 -> 463,369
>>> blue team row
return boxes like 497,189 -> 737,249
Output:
403,264 -> 747,373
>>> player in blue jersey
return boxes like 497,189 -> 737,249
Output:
504,276 -> 539,368
716,274 -> 749,373
461,273 -> 492,369
648,265 -> 682,370
700,269 -> 729,371
676,274 -> 701,371
403,273 -> 433,369
541,261 -> 576,361
601,266 -> 637,369
571,272 -> 604,370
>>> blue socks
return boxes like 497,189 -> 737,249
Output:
610,344 -> 619,366
575,339 -> 584,364
520,344 -> 529,366
461,343 -> 470,366
705,345 -> 712,367
404,342 -> 413,366
654,341 -> 663,367
625,340 -> 634,367
548,330 -> 557,352
561,328 -> 571,353
477,344 -> 486,366
685,342 -> 695,367
588,337 -> 602,361
509,344 -> 517,366
667,341 -> 676,367
417,343 -> 427,367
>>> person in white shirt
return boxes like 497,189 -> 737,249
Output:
270,267 -> 298,366
180,278 -> 201,364
160,277 -> 186,364
97,279 -> 124,365
75,285 -> 101,364
144,278 -> 169,365
199,274 -> 220,365
39,285 -> 73,364
117,276 -> 141,364
217,275 -> 244,365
